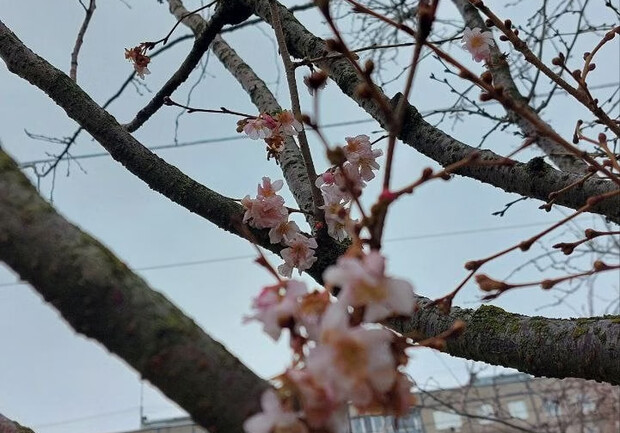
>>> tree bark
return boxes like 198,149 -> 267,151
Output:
389,300 -> 620,385
0,415 -> 35,433
0,148 -> 268,433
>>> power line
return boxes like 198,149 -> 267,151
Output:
17,118 -> 375,167
16,80 -> 619,168
0,220 -> 550,289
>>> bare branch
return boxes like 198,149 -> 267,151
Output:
124,2 -> 252,132
70,0 -> 96,82
451,0 -> 590,175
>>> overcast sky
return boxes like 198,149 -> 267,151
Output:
0,1 -> 618,433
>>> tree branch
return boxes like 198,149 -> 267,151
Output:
389,301 -> 620,385
70,0 -> 96,82
241,0 -> 618,223
0,148 -> 268,433
0,18 -> 345,284
124,1 -> 252,132
165,0 -> 316,220
0,415 -> 35,433
450,0 -> 589,175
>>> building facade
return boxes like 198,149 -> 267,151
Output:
116,374 -> 619,433
348,373 -> 619,433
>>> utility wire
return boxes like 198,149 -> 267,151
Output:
0,220 -> 551,289
16,80 -> 618,168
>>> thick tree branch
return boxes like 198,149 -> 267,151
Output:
0,148 -> 268,433
389,301 -> 620,385
0,415 -> 35,433
451,0 -> 588,175
242,0 -> 619,223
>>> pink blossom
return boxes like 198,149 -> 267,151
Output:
321,202 -> 349,242
323,251 -> 415,322
343,135 -> 372,163
269,220 -> 301,244
244,116 -> 274,140
243,389 -> 308,433
356,147 -> 383,181
306,303 -> 397,406
315,170 -> 336,188
320,182 -> 351,206
278,235 -> 318,277
241,195 -> 288,229
286,369 -> 343,430
257,177 -> 284,198
334,163 -> 365,197
296,290 -> 331,341
462,27 -> 494,63
244,280 -> 307,340
276,110 -> 303,136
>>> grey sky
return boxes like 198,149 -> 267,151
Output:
0,1 -> 618,432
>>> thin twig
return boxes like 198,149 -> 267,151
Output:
70,0 -> 96,82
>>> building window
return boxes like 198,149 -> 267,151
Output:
432,411 -> 462,431
394,412 -> 424,433
507,400 -> 529,420
366,415 -> 390,433
579,395 -> 596,414
543,399 -> 563,417
477,404 -> 494,425
351,416 -> 366,433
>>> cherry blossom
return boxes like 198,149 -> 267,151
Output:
356,147 -> 383,181
462,27 -> 494,63
295,290 -> 331,340
334,163 -> 366,197
244,115 -> 275,140
278,235 -> 318,277
258,177 -> 284,198
321,201 -> 349,242
241,194 -> 288,229
276,110 -> 303,136
243,389 -> 308,433
269,220 -> 301,244
306,303 -> 397,407
343,135 -> 372,163
323,251 -> 415,322
286,369 -> 344,430
124,46 -> 151,79
244,280 -> 307,340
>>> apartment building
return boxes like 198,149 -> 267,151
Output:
115,374 -> 619,433
407,373 -> 619,433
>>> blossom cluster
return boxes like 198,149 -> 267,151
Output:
238,110 -> 303,160
462,27 -> 494,63
244,250 -> 416,433
124,45 -> 151,79
241,177 -> 317,278
316,135 -> 383,241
